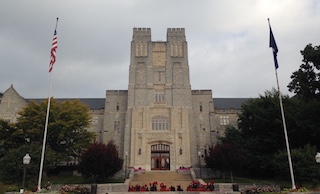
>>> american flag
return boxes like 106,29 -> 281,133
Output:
49,30 -> 58,72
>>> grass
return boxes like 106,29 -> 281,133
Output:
47,174 -> 125,184
0,175 -> 124,194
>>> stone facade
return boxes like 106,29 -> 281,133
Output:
0,28 -> 249,172
0,85 -> 28,123
102,28 -> 216,171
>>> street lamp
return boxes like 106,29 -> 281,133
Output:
198,151 -> 201,178
21,154 -> 31,194
125,151 -> 128,179
315,152 -> 320,163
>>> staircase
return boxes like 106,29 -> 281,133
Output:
129,171 -> 193,191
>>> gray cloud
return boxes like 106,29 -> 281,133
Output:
1,0 -> 319,98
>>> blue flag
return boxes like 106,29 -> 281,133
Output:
269,24 -> 279,69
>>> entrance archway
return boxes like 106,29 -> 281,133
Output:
151,144 -> 170,170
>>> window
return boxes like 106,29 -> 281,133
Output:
114,121 -> 120,130
200,102 -> 203,112
152,115 -> 169,130
155,91 -> 165,103
220,116 -> 229,126
116,102 -> 119,111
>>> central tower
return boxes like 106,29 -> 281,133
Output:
103,28 -> 214,172
125,28 -> 193,170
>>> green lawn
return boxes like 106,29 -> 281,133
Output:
0,175 -> 124,194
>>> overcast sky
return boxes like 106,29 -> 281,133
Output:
1,0 -> 319,99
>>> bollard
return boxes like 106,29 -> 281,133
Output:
91,184 -> 97,194
232,184 -> 239,191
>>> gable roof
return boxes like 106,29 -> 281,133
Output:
2,84 -> 26,101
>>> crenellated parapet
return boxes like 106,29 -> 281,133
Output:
132,28 -> 151,41
167,28 -> 186,42
191,90 -> 212,95
167,28 -> 186,57
132,28 -> 151,57
106,90 -> 128,96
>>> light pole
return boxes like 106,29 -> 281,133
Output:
315,152 -> 320,164
198,151 -> 201,178
21,154 -> 31,194
125,151 -> 128,179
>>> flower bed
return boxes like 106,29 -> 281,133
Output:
134,167 -> 146,174
128,180 -> 214,192
186,180 -> 215,191
176,166 -> 191,174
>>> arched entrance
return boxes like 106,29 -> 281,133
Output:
151,144 -> 170,170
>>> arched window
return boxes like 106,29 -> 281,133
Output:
152,115 -> 169,130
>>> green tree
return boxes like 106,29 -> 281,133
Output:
233,89 -> 300,176
272,145 -> 320,183
0,99 -> 95,185
288,44 -> 320,101
0,120 -> 24,158
289,99 -> 320,150
205,143 -> 245,182
287,44 -> 320,151
16,99 -> 95,161
78,141 -> 123,183
0,144 -> 57,185
219,126 -> 243,146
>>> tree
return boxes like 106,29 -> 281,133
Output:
219,126 -> 243,146
287,44 -> 320,151
15,99 -> 95,161
227,89 -> 302,177
272,145 -> 320,183
289,99 -> 320,150
205,143 -> 245,182
0,144 -> 57,185
288,44 -> 320,101
78,141 -> 123,183
0,120 -> 24,158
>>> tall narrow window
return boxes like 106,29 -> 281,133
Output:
155,91 -> 165,103
114,121 -> 117,130
114,121 -> 121,130
200,102 -> 203,112
116,102 -> 119,111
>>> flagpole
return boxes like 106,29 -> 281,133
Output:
37,18 -> 58,191
275,69 -> 296,190
268,18 -> 296,190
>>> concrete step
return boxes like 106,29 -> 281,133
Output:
130,171 -> 192,191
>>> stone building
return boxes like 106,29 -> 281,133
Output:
102,28 -> 216,171
0,85 -> 28,123
0,28 -> 249,172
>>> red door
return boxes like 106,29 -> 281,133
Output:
151,144 -> 170,170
